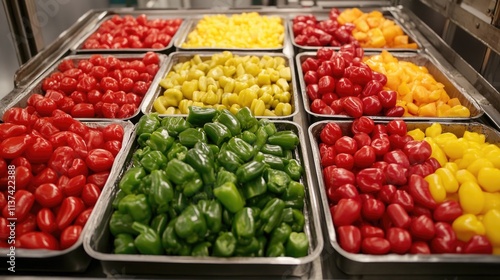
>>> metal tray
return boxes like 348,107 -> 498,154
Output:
308,120 -> 500,275
0,53 -> 169,122
0,120 -> 135,272
141,51 -> 299,120
289,8 -> 421,53
71,13 -> 187,54
83,120 -> 323,278
174,16 -> 287,52
296,51 -> 484,121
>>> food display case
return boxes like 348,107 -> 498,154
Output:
1,0 -> 500,279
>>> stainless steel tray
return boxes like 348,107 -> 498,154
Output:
71,12 -> 187,54
296,51 -> 484,121
0,53 -> 169,122
289,7 -> 421,53
174,16 -> 287,52
141,51 -> 299,120
0,120 -> 135,272
308,120 -> 500,275
83,120 -> 323,278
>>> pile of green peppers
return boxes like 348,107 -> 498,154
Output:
110,106 -> 309,258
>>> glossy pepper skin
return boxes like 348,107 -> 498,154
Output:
132,222 -> 163,255
265,169 -> 291,194
236,107 -> 258,130
242,176 -> 267,199
109,212 -> 136,236
137,113 -> 160,136
284,159 -> 304,181
174,204 -> 207,244
114,233 -> 138,254
213,232 -> 237,257
149,170 -> 174,213
286,232 -> 309,258
185,147 -> 216,186
254,152 -> 285,171
214,109 -> 241,136
260,198 -> 286,234
178,128 -> 207,148
233,207 -> 256,244
118,194 -> 152,225
147,127 -> 174,153
227,137 -> 255,162
187,106 -> 217,126
165,159 -> 197,185
162,218 -> 192,256
204,122 -> 231,146
161,117 -> 191,138
236,160 -> 267,183
268,131 -> 300,150
119,166 -> 146,194
217,145 -> 243,172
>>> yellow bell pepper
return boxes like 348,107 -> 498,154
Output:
477,167 -> 500,193
452,214 -> 486,242
482,192 -> 500,214
425,122 -> 442,137
407,128 -> 425,141
434,167 -> 459,193
458,181 -> 484,215
482,209 -> 500,247
425,173 -> 446,203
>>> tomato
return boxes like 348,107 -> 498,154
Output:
334,136 -> 357,155
386,227 -> 412,254
361,237 -> 391,255
337,225 -> 361,253
71,103 -> 95,118
332,198 -> 361,226
59,225 -> 83,250
81,183 -> 101,207
351,116 -> 375,135
86,148 -> 114,173
18,232 -> 59,250
35,183 -> 64,208
36,208 -> 58,234
353,145 -> 376,168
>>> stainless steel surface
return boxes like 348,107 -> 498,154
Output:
296,51 -> 484,121
71,12 -> 188,54
0,1 -> 19,98
308,120 -> 500,276
0,53 -> 169,122
175,16 -> 287,52
289,8 -> 421,53
83,120 -> 323,278
0,120 -> 135,272
141,51 -> 299,120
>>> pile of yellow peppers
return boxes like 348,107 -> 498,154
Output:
337,8 -> 418,49
182,12 -> 284,49
408,123 -> 500,254
364,51 -> 471,118
154,51 -> 293,116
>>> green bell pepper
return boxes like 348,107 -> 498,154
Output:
284,159 -> 303,181
269,222 -> 292,246
226,137 -> 255,162
169,192 -> 188,218
213,182 -> 245,213
234,237 -> 259,257
254,152 -> 284,171
109,212 -> 136,236
137,113 -> 160,136
132,222 -> 163,255
132,146 -> 151,167
259,119 -> 277,136
217,146 -> 243,172
242,176 -> 267,199
137,133 -> 151,148
119,166 -> 146,194
235,107 -> 258,130
214,109 -> 241,136
289,209 -> 305,232
112,189 -> 126,209
147,127 -> 174,153
204,122 -> 231,146
241,130 -> 256,145
282,181 -> 305,209
232,208 -> 255,244
236,160 -> 267,183
113,233 -> 138,254
266,242 -> 285,257
182,174 -> 203,197
260,198 -> 285,234
185,147 -> 216,186
247,193 -> 274,210
118,194 -> 152,225
167,142 -> 188,161
175,204 -> 207,244
150,170 -> 174,213
265,169 -> 291,194
254,126 -> 268,151
213,232 -> 236,257
256,236 -> 267,257
215,169 -> 238,189
194,141 -> 215,161
138,174 -> 152,195
268,131 -> 300,150
165,159 -> 197,186
150,213 -> 169,235
222,208 -> 233,227
198,200 -> 222,233
162,218 -> 192,256
140,150 -> 168,172
161,117 -> 192,137
261,144 -> 283,157
187,106 -> 217,126
285,232 -> 309,258
178,127 -> 207,148
191,241 -> 211,257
